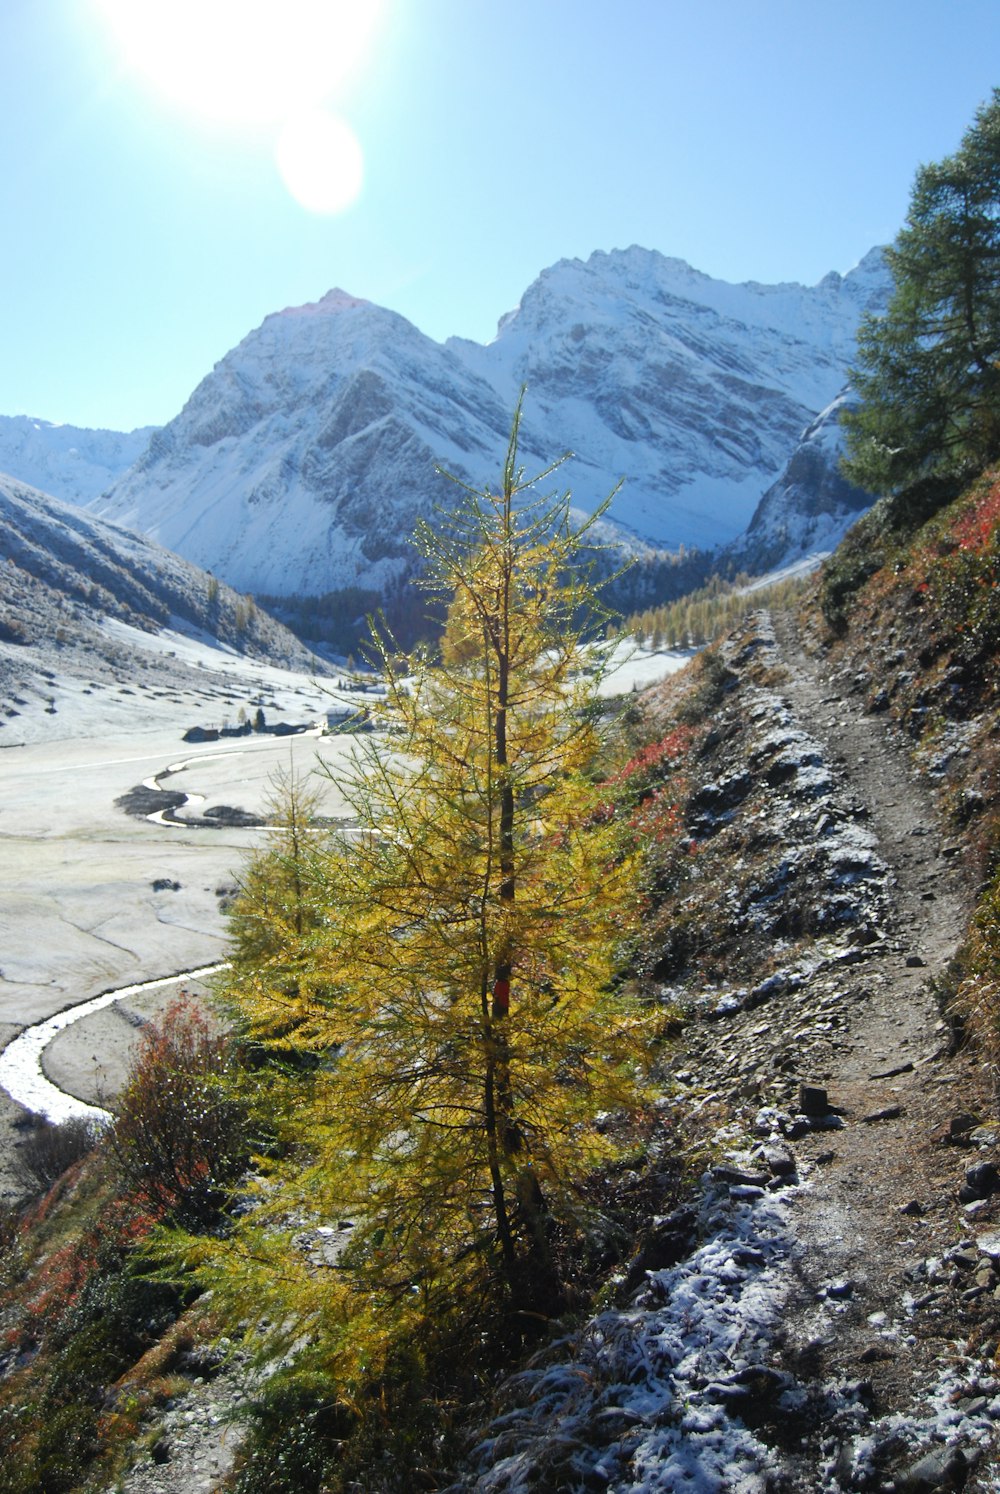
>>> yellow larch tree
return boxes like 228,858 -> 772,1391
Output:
195,400 -> 650,1381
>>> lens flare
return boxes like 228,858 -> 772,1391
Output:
275,111 -> 364,215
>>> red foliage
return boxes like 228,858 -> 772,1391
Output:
27,1235 -> 97,1322
592,725 -> 691,829
627,787 -> 681,844
107,995 -> 248,1227
953,480 -> 1000,553
610,725 -> 693,788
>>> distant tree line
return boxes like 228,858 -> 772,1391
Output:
617,571 -> 809,650
259,584 -> 412,653
262,543 -> 712,654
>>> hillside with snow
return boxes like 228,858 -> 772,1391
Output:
0,471 -> 321,675
0,415 -> 154,506
450,246 -> 888,544
720,390 -> 874,575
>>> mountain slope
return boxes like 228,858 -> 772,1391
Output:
0,415 -> 155,506
720,390 -> 874,574
89,248 -> 890,599
8,469 -> 1000,1492
92,292 -> 518,598
0,471 -> 320,668
450,246 -> 888,545
454,604 -> 986,1494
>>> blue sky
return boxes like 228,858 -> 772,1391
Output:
2,0 -> 998,432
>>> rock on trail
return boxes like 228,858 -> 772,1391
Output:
762,609 -> 988,1485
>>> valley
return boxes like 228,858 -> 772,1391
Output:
2,438 -> 997,1488
1,102 -> 998,1484
17,598 -> 992,1494
2,11 -> 999,1487
0,630 -> 368,1191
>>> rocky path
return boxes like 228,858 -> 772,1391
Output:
747,610 -> 996,1487
105,1355 -> 254,1494
437,605 -> 1000,1494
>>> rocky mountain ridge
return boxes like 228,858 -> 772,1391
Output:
77,246 -> 889,601
0,473 -> 325,728
720,390 -> 875,576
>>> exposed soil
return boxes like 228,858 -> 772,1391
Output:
116,783 -> 266,828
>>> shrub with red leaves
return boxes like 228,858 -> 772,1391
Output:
107,996 -> 248,1227
953,479 -> 1000,553
611,725 -> 693,790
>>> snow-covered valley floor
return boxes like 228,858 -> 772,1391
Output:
0,621 -> 381,1190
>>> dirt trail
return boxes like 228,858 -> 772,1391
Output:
763,608 -> 995,1484
772,606 -> 967,987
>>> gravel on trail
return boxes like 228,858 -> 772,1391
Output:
460,608 -> 1000,1494
668,608 -> 997,1491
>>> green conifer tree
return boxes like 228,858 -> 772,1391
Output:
844,89 -> 1000,494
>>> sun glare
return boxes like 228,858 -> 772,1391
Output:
96,0 -> 382,126
95,0 -> 382,214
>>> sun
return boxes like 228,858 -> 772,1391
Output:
94,0 -> 379,214
95,0 -> 382,127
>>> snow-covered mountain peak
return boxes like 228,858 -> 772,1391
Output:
485,245 -> 890,374
231,287 -> 423,369
8,243 -> 893,603
441,244 -> 891,549
277,287 -> 374,319
0,416 -> 155,507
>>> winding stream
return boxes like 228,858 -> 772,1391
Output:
0,963 -> 229,1127
1,728 -> 369,1129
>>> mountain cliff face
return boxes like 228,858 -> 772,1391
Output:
721,390 -> 874,575
88,248 -> 890,598
93,291 -> 523,597
450,247 -> 887,546
0,416 -> 154,506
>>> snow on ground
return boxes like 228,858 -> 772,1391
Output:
737,553 -> 830,593
0,627 -> 384,1142
596,640 -> 695,696
461,1134 -> 1000,1493
463,1143 -> 798,1493
1,617 -> 371,748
